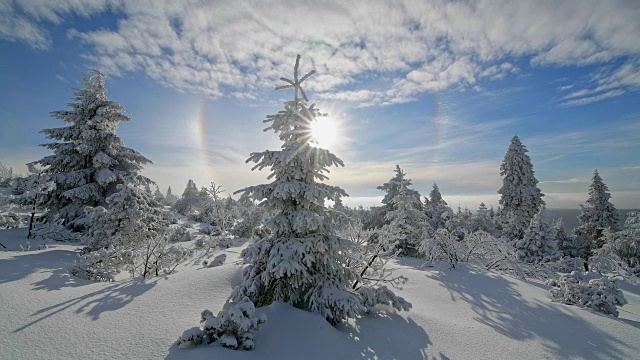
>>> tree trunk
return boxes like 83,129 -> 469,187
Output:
27,192 -> 38,239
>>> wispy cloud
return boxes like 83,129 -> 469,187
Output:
2,0 -> 639,107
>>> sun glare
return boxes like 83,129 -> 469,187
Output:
310,118 -> 338,149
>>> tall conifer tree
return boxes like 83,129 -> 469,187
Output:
233,55 -> 408,325
497,135 -> 545,239
33,70 -> 151,228
575,170 -> 619,249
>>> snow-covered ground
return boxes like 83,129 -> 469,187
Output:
1,228 -> 639,360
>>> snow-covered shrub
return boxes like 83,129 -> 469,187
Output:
20,240 -> 31,251
72,246 -> 135,282
199,224 -> 222,236
588,252 -> 634,277
342,221 -> 409,297
0,162 -> 14,187
31,221 -> 81,242
231,206 -> 266,238
166,210 -> 179,225
598,212 -> 640,272
176,297 -> 267,351
548,271 -> 627,317
149,243 -> 192,277
419,228 -> 461,269
0,212 -> 23,229
168,226 -> 192,243
194,235 -> 220,250
218,237 -> 233,248
206,254 -> 227,267
547,256 -> 586,274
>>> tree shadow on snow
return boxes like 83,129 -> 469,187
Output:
338,308 -> 433,360
427,268 -> 635,360
0,247 -> 79,286
13,278 -> 158,333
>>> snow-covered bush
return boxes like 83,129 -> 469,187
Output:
143,242 -> 192,278
199,224 -> 222,236
419,228 -> 461,269
20,240 -> 32,252
342,221 -> 410,302
72,246 -> 135,282
166,210 -> 179,224
548,271 -> 627,317
168,226 -> 192,243
218,237 -> 233,248
546,256 -> 586,274
31,221 -> 81,242
0,162 -> 14,187
205,254 -> 227,267
176,297 -> 267,351
231,205 -> 266,238
0,212 -> 23,229
598,212 -> 640,272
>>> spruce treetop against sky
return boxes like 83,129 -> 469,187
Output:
1,1 -> 639,209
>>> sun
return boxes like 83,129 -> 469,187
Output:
310,118 -> 338,149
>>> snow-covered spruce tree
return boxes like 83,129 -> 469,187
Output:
232,55 -> 409,325
83,179 -> 166,252
163,186 -> 178,207
424,183 -> 451,230
554,218 -> 589,260
73,179 -> 178,281
378,165 -> 422,217
10,164 -> 54,238
32,70 -> 151,229
575,170 -> 619,249
385,180 -> 431,257
497,135 -> 545,240
0,163 -> 14,187
513,206 -> 559,263
598,212 -> 640,271
175,179 -> 200,215
153,186 -> 165,204
471,202 -> 497,234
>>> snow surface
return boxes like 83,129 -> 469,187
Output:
1,228 -> 640,360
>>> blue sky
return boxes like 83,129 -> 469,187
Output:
1,0 -> 639,209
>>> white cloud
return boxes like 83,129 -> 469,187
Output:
2,0 -> 639,106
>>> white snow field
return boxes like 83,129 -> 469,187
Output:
1,229 -> 639,360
